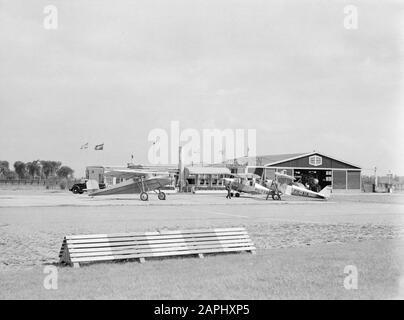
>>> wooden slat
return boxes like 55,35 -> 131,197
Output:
66,231 -> 247,244
65,228 -> 246,240
60,227 -> 255,266
67,235 -> 250,249
70,246 -> 256,263
68,239 -> 253,253
68,233 -> 249,242
69,242 -> 254,258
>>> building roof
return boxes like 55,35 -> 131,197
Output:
254,153 -> 309,165
223,152 -> 309,166
224,151 -> 361,169
184,166 -> 231,176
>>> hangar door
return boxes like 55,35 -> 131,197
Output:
347,170 -> 360,189
264,168 -> 276,180
333,170 -> 346,189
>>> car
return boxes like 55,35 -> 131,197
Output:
69,181 -> 106,194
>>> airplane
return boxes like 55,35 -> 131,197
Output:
223,173 -> 273,198
224,172 -> 332,200
85,167 -> 173,201
264,172 -> 332,200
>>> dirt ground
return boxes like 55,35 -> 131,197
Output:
0,190 -> 403,299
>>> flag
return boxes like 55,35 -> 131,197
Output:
95,143 -> 104,151
80,142 -> 88,150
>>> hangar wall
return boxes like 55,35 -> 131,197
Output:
347,171 -> 361,189
332,170 -> 346,189
246,153 -> 361,191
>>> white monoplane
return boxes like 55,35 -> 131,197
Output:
86,167 -> 173,201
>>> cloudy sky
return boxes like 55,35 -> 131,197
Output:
0,0 -> 403,176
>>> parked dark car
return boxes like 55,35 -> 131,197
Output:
69,181 -> 106,194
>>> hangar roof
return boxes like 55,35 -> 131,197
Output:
231,151 -> 361,170
222,153 -> 306,166
228,152 -> 308,166
254,153 -> 308,165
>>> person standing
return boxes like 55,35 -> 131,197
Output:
226,184 -> 232,199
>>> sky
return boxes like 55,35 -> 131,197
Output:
0,0 -> 403,177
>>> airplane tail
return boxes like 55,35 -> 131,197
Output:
86,180 -> 100,192
319,186 -> 332,199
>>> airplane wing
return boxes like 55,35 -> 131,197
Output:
231,173 -> 260,179
89,175 -> 172,196
293,182 -> 306,188
143,177 -> 173,190
103,168 -> 170,180
274,172 -> 295,184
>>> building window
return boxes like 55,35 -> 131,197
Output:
309,155 -> 322,166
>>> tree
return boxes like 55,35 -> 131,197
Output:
41,160 -> 62,178
0,161 -> 9,178
51,161 -> 62,175
56,166 -> 74,179
13,161 -> 27,179
26,161 -> 41,179
5,171 -> 18,180
40,161 -> 53,178
41,161 -> 52,178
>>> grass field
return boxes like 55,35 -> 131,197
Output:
0,191 -> 403,299
1,240 -> 403,299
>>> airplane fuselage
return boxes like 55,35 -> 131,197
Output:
285,185 -> 329,200
229,181 -> 269,195
89,175 -> 172,196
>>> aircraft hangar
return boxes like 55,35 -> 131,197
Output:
245,152 -> 362,192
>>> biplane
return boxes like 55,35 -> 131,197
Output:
264,172 -> 332,200
224,172 -> 331,200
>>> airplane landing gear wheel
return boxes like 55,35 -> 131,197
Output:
158,192 -> 166,200
235,193 -> 240,198
140,192 -> 148,201
272,193 -> 281,201
230,192 -> 234,197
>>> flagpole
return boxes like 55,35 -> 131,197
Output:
80,142 -> 89,179
97,143 -> 103,168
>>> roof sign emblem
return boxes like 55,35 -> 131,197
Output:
309,155 -> 322,166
